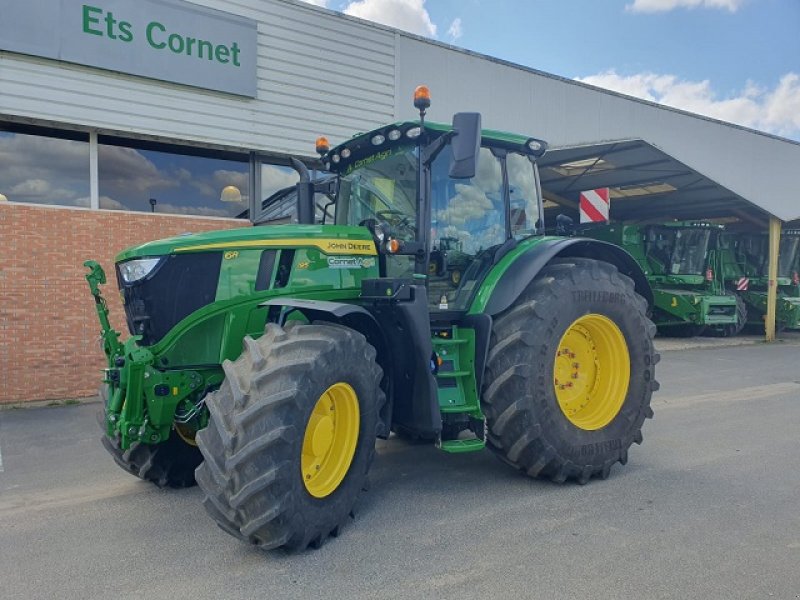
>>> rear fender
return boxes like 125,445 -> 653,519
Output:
482,238 -> 653,316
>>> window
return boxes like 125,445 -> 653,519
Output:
0,125 -> 90,207
431,146 -> 505,255
428,146 -> 506,310
98,139 -> 249,217
507,152 -> 540,238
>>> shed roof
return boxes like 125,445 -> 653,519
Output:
539,140 -> 768,228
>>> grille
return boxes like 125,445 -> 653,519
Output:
117,253 -> 222,346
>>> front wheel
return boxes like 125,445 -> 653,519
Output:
482,258 -> 658,484
195,322 -> 384,551
98,386 -> 202,488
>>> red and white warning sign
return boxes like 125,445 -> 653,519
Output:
579,188 -> 610,223
736,277 -> 749,291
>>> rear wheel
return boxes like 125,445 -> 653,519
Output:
482,258 -> 658,484
98,386 -> 202,488
195,322 -> 383,551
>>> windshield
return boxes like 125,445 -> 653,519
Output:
670,229 -> 710,275
336,146 -> 418,241
778,236 -> 800,277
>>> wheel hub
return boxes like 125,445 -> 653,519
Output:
301,382 -> 360,498
554,314 -> 630,430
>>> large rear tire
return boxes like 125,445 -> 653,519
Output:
482,258 -> 658,484
195,322 -> 383,551
98,386 -> 202,488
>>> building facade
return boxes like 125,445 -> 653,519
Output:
1,0 -> 798,402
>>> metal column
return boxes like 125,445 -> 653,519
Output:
765,216 -> 782,341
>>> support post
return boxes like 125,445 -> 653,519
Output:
89,131 -> 99,209
765,216 -> 782,341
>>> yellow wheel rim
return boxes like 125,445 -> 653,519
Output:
174,423 -> 198,447
301,382 -> 360,498
554,314 -> 630,431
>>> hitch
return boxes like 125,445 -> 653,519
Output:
84,260 -> 123,366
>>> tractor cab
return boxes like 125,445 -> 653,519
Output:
644,223 -> 717,281
319,110 -> 546,315
736,232 -> 800,282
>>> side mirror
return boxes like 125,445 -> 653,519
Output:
449,112 -> 481,179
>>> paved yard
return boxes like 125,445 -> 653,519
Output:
1,337 -> 799,600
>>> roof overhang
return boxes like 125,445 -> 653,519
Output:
538,139 -> 770,228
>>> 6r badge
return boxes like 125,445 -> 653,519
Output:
223,251 -> 240,260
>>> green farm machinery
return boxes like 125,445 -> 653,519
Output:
718,229 -> 800,331
581,222 -> 741,336
85,88 -> 658,551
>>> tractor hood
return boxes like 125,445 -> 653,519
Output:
115,224 -> 376,262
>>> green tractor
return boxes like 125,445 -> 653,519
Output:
581,222 -> 741,336
718,230 -> 800,331
85,88 -> 658,551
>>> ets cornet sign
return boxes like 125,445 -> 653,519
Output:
0,0 -> 258,97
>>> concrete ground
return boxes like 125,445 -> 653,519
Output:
1,337 -> 799,600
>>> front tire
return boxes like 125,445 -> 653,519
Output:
482,258 -> 658,484
98,387 -> 202,488
195,322 -> 383,551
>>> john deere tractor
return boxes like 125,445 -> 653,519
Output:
718,230 -> 800,331
581,222 -> 741,336
85,88 -> 658,551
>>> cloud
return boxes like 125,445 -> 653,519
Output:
261,165 -> 300,200
343,0 -> 436,37
0,133 -> 90,205
98,145 -> 177,194
446,17 -> 462,42
576,70 -> 800,138
299,0 -> 329,6
626,0 -> 744,12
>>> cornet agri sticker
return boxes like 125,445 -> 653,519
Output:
327,256 -> 376,269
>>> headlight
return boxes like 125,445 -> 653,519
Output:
118,258 -> 162,283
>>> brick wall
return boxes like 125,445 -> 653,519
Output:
0,203 -> 248,403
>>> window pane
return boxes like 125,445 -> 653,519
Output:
428,146 -> 506,311
261,163 -> 300,200
98,144 -> 249,218
507,152 -> 540,238
0,129 -> 89,207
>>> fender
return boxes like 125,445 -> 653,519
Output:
260,298 -> 394,438
260,296 -> 442,440
481,238 -> 653,316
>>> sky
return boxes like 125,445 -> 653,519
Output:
301,0 -> 800,141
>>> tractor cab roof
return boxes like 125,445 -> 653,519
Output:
323,120 -> 545,175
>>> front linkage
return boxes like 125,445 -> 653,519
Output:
84,261 -> 206,450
